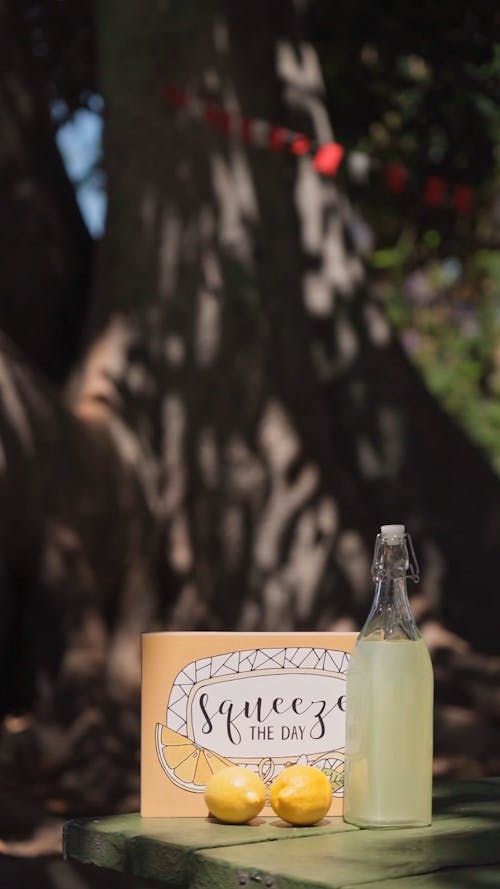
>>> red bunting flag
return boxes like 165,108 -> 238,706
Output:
453,184 -> 473,214
162,83 -> 476,217
268,126 -> 288,152
204,105 -> 231,133
424,176 -> 446,206
241,117 -> 253,142
163,84 -> 188,108
313,142 -> 344,176
385,163 -> 408,193
291,136 -> 311,156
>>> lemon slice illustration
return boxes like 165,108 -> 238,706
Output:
156,724 -> 234,792
308,750 -> 345,795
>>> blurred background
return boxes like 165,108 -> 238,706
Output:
1,0 -> 500,885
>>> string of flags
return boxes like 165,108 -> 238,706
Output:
163,84 -> 474,215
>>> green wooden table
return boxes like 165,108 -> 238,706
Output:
64,779 -> 500,889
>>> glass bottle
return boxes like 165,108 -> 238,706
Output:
343,524 -> 433,828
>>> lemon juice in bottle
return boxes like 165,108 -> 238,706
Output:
344,524 -> 433,828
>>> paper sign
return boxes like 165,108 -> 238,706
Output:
141,631 -> 357,816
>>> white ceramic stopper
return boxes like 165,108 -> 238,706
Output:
380,524 -> 405,542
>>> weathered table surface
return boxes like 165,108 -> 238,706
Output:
64,778 -> 500,889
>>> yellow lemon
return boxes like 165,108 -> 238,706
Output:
204,766 -> 266,824
269,764 -> 332,826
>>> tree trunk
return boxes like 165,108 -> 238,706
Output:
76,0 -> 500,647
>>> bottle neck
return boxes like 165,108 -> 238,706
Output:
373,574 -> 408,610
361,539 -> 420,641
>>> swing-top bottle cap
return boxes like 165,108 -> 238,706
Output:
380,523 -> 405,543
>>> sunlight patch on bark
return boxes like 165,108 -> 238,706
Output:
126,362 -> 156,395
108,529 -> 157,695
195,287 -> 220,366
161,394 -> 194,577
169,512 -> 193,573
277,41 -> 333,143
323,205 -> 364,294
225,435 -> 267,505
295,163 -> 364,318
378,405 -> 404,478
330,615 -> 358,632
161,394 -> 186,517
211,153 -> 243,246
221,505 -> 244,570
246,119 -> 271,148
199,426 -> 219,488
336,530 -> 371,602
255,472 -> 320,570
421,620 -> 469,655
335,314 -> 359,362
201,246 -> 223,292
107,627 -> 142,695
229,148 -> 259,223
4,713 -> 34,733
74,316 -> 154,484
158,206 -> 181,300
203,69 -> 221,91
169,582 -> 209,629
237,598 -> 262,631
276,40 -> 324,91
285,36 -> 368,326
199,202 -> 216,243
310,341 -> 337,381
165,334 -> 186,366
348,207 -> 374,257
211,152 -> 255,261
283,497 -> 338,620
358,406 -> 404,481
41,521 -> 93,590
213,17 -> 230,54
363,303 -> 391,347
262,577 -> 294,631
258,399 -> 300,472
302,270 -> 335,316
61,610 -> 107,679
113,419 -> 148,482
317,495 -> 339,535
0,352 -> 34,452
75,314 -> 133,420
357,437 -> 383,479
255,401 -> 319,571
294,154 -> 325,253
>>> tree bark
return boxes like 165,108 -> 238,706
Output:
0,332 -> 154,814
75,0 -> 500,648
75,0 -> 372,639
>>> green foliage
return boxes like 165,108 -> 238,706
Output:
312,3 -> 500,473
376,249 -> 500,473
